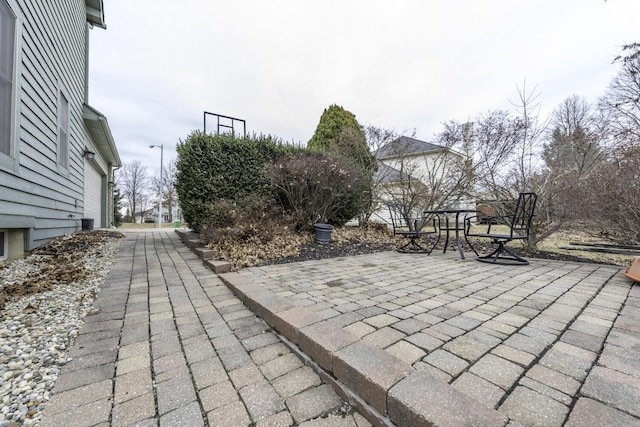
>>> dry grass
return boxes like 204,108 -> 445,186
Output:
536,227 -> 637,267
468,222 -> 636,267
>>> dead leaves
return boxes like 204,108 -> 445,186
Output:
211,228 -> 313,269
0,230 -> 124,308
206,222 -> 398,269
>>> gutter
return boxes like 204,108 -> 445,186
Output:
83,104 -> 121,167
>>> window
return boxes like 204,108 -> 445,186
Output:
0,230 -> 6,261
58,91 -> 69,169
0,0 -> 16,156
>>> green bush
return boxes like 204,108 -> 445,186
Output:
308,104 -> 375,174
204,198 -> 238,229
175,131 -> 298,232
264,152 -> 366,230
308,104 -> 364,153
201,194 -> 277,229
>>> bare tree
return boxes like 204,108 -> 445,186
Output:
422,125 -> 474,209
545,96 -> 605,177
137,193 -> 151,223
507,81 -> 548,192
524,96 -> 606,247
418,106 -> 544,252
613,42 -> 640,63
596,47 -> 640,242
590,145 -> 640,242
151,159 -> 179,222
118,160 -> 149,223
600,49 -> 640,143
369,111 -> 523,228
163,159 -> 179,222
423,86 -> 548,250
435,110 -> 526,206
372,128 -> 473,225
360,125 -> 402,222
377,142 -> 430,217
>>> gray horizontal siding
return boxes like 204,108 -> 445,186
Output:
0,0 -> 96,250
0,162 -> 82,204
32,224 -> 79,242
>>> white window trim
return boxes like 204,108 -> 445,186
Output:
0,229 -> 7,261
57,85 -> 70,175
0,0 -> 21,173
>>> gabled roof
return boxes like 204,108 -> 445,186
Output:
376,136 -> 445,159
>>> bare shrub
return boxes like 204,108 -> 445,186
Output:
265,152 -> 365,230
588,145 -> 640,243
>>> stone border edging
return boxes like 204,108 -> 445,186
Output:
175,229 -> 509,427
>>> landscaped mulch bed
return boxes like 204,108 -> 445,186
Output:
255,235 -> 613,267
202,222 -> 635,269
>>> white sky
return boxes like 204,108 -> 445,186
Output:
88,0 -> 640,177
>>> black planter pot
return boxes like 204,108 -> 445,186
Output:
313,223 -> 334,243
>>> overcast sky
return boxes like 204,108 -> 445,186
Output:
88,0 -> 640,177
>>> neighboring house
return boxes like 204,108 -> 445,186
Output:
150,204 -> 182,225
0,0 -> 120,261
370,136 -> 468,224
138,208 -> 155,224
375,136 -> 458,186
135,204 -> 181,225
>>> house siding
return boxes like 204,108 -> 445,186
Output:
0,0 -> 112,253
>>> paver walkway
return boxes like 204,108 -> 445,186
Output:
40,231 -> 369,426
39,229 -> 640,426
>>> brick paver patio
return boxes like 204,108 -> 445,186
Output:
40,230 -> 640,426
234,247 -> 640,426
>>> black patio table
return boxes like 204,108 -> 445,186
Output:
423,209 -> 479,259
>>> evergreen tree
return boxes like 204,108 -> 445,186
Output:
113,187 -> 123,226
308,104 -> 372,168
308,104 -> 377,222
309,105 -> 362,147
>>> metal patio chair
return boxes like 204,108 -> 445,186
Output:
387,203 -> 440,254
464,192 -> 537,265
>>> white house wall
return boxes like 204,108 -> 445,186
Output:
382,152 -> 449,186
380,150 -> 474,208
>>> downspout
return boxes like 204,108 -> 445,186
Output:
109,166 -> 120,227
84,22 -> 92,102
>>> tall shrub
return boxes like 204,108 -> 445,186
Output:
308,104 -> 364,153
308,105 -> 377,221
175,131 -> 295,232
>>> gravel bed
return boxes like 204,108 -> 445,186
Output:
0,232 -> 121,427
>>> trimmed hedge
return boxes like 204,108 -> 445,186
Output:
175,131 -> 298,232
